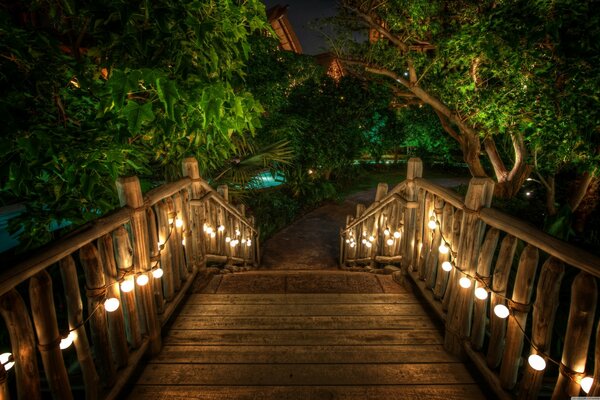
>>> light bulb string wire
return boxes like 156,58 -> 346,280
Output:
430,218 -> 590,387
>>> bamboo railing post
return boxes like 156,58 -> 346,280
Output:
433,204 -> 453,299
412,188 -> 425,273
470,228 -> 500,350
80,243 -> 116,387
518,257 -> 565,400
487,234 -> 518,368
425,196 -> 445,288
0,289 -> 40,400
499,245 -> 539,389
156,201 -> 175,301
166,198 -> 183,290
29,270 -> 73,400
589,321 -> 600,396
59,255 -> 99,400
113,227 -> 142,349
98,234 -> 129,368
444,177 -> 494,356
172,193 -> 189,281
217,185 -> 229,203
372,183 -> 388,266
442,209 -> 463,311
182,157 -> 205,273
179,189 -> 195,272
403,158 -> 423,273
0,365 -> 8,400
116,176 -> 161,355
418,192 -> 434,280
552,272 -> 597,399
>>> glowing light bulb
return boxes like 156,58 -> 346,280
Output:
225,236 -> 231,243
168,218 -> 174,226
442,261 -> 453,272
175,218 -> 184,228
459,277 -> 472,288
393,231 -> 401,239
158,241 -> 164,249
428,217 -> 437,230
203,224 -> 208,232
104,297 -> 120,312
247,240 -> 252,247
0,353 -> 14,371
581,377 -> 594,394
361,239 -> 367,244
152,268 -> 164,278
346,239 -> 350,243
365,242 -> 372,248
350,243 -> 355,248
494,304 -> 509,319
368,236 -> 375,242
60,331 -> 76,350
386,238 -> 394,246
527,354 -> 546,371
136,274 -> 149,286
181,239 -> 186,246
475,287 -> 489,300
384,228 -> 390,236
235,229 -> 241,236
362,232 -> 367,237
230,240 -> 238,247
210,232 -> 216,238
439,243 -> 449,254
205,226 -> 213,234
120,278 -> 134,293
241,238 -> 246,244
218,225 -> 225,232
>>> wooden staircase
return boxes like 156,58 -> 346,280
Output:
127,271 -> 487,399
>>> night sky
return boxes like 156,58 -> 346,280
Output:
263,0 -> 338,55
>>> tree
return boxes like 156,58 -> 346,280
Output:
0,0 -> 269,248
332,0 -> 600,209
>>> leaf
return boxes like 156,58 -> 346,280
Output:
156,78 -> 180,119
123,100 -> 155,133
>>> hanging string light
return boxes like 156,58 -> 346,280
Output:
527,354 -> 546,371
459,276 -> 472,288
474,287 -> 489,300
0,353 -> 14,371
59,331 -> 77,350
386,238 -> 394,246
104,297 -> 120,312
428,216 -> 437,230
441,261 -> 453,272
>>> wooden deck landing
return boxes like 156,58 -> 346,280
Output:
127,271 -> 487,399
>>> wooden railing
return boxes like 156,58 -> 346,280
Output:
0,157 -> 259,400
340,157 -> 600,399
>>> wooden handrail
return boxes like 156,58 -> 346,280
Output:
342,193 -> 407,233
145,178 -> 192,206
190,193 -> 257,234
414,178 -> 464,209
0,207 -> 131,297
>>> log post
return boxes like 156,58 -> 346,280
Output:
172,193 -> 189,281
518,257 -> 565,400
0,289 -> 40,400
470,228 -> 500,350
486,234 -> 518,368
182,157 -> 205,272
59,255 -> 99,400
80,243 -> 116,387
551,272 -> 597,399
0,365 -> 8,400
156,201 -> 175,301
411,188 -> 425,273
29,270 -> 73,399
403,158 -> 423,273
116,176 -> 161,355
499,245 -> 539,389
166,197 -> 183,289
371,183 -> 388,266
444,177 -> 494,356
433,204 -> 453,299
113,226 -> 142,349
418,192 -> 434,280
98,234 -> 130,368
217,185 -> 229,203
179,190 -> 195,272
425,196 -> 445,288
442,209 -> 463,312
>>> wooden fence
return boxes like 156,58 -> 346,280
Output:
340,157 -> 600,399
0,157 -> 258,400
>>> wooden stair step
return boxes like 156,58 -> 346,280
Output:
179,303 -> 427,316
186,293 -> 417,304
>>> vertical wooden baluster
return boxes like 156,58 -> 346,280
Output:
411,188 -> 425,272
418,192 -> 433,280
145,207 -> 164,314
552,272 -> 597,399
444,177 -> 494,356
59,255 -> 99,400
180,189 -> 194,272
518,257 -> 564,400
173,193 -> 189,281
355,204 -> 365,260
442,209 -> 463,312
589,317 -> 600,396
116,176 -> 161,355
470,228 -> 499,350
98,235 -> 129,368
403,158 -> 422,273
0,289 -> 41,399
113,227 -> 142,349
156,201 -> 175,301
433,204 -> 453,299
166,197 -> 183,289
371,183 -> 388,266
426,197 -> 444,288
486,234 -> 518,368
0,365 -> 9,400
29,270 -> 73,399
500,245 -> 539,389
80,244 -> 116,387
182,158 -> 205,272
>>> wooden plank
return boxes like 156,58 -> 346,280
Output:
164,329 -> 442,346
128,384 -> 486,400
179,303 -> 428,316
136,363 -> 476,386
171,315 -> 436,330
185,293 -> 416,304
145,178 -> 191,206
414,178 -> 464,209
150,344 -> 459,364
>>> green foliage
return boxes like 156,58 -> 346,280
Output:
0,0 -> 269,249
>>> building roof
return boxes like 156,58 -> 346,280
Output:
266,5 -> 303,54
